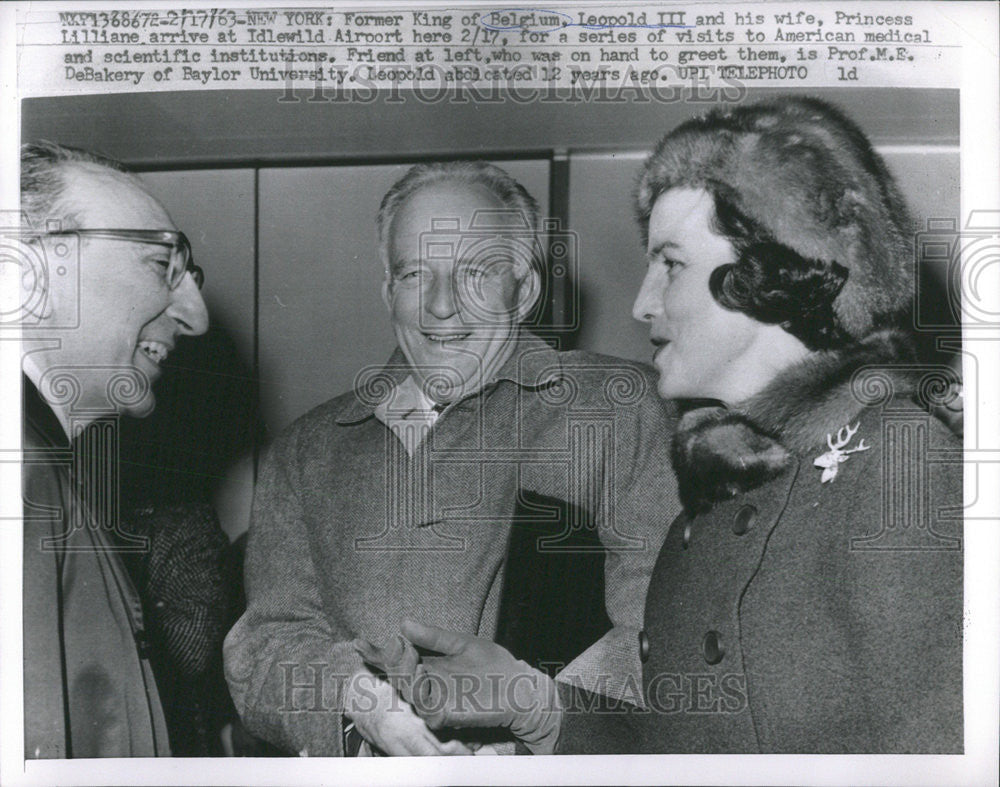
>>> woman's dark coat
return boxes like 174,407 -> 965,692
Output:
557,330 -> 962,753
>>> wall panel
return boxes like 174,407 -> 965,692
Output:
567,152 -> 652,362
881,148 -> 960,228
23,88 -> 958,166
138,170 -> 256,359
133,170 -> 257,540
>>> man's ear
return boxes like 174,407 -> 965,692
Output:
18,237 -> 55,324
515,266 -> 542,323
381,273 -> 391,311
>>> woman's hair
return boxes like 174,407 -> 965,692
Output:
635,96 -> 916,342
706,184 -> 850,351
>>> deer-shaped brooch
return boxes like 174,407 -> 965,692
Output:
814,422 -> 870,483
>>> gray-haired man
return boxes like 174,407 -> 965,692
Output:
224,161 -> 679,756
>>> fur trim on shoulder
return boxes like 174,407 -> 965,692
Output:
738,328 -> 916,453
671,407 -> 792,512
671,329 -> 915,511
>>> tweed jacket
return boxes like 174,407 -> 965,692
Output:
22,378 -> 170,758
556,330 -> 963,753
224,333 -> 681,756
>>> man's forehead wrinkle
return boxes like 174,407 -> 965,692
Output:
64,161 -> 142,202
402,181 -> 505,220
415,212 -> 517,232
63,163 -> 174,231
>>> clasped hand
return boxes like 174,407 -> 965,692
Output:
342,667 -> 471,756
354,620 -> 562,754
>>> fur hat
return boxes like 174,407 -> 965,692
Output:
635,96 -> 916,339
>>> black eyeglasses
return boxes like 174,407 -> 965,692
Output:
41,229 -> 205,290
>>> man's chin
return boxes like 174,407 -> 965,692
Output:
107,365 -> 157,418
121,391 -> 156,419
39,364 -> 156,420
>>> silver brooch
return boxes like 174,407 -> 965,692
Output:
814,422 -> 870,483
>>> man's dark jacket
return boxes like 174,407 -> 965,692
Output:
22,378 -> 170,757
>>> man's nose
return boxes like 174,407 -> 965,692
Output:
167,273 -> 209,336
425,272 -> 458,320
632,266 -> 665,324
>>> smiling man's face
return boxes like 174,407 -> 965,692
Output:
383,180 -> 538,404
36,163 -> 209,419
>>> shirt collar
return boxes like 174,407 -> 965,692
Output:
373,374 -> 438,422
335,331 -> 563,425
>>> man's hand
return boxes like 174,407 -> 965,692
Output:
401,620 -> 562,754
343,670 -> 470,756
353,635 -> 422,708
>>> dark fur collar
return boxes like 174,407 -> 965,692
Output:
671,329 -> 916,512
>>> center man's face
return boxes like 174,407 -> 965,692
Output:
383,182 -> 538,404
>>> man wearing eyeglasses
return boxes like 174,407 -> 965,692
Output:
19,141 -> 208,757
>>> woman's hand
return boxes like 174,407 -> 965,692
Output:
400,619 -> 562,754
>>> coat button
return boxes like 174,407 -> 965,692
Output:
639,630 -> 650,663
134,629 -> 153,659
732,504 -> 757,536
702,630 -> 724,664
682,520 -> 693,549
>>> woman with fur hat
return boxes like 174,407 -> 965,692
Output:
360,96 -> 963,754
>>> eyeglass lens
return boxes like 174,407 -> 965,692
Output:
168,239 -> 203,289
